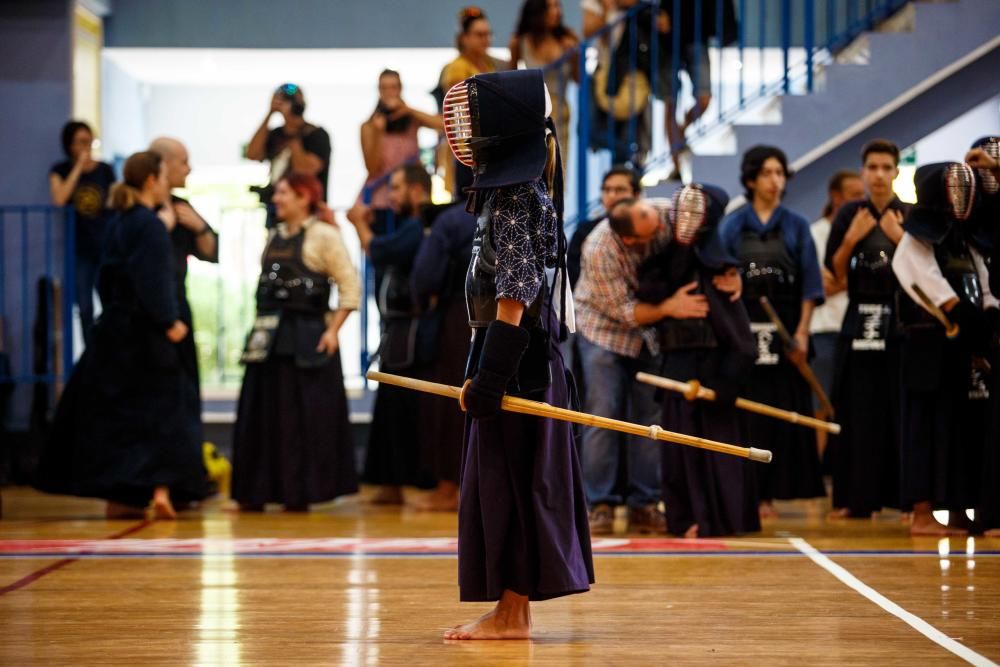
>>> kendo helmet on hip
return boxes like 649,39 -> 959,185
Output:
443,68 -> 553,191
902,162 -> 977,244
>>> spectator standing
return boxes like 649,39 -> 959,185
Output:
246,83 -> 332,227
438,7 -> 508,197
567,166 -> 641,289
359,69 -> 442,209
509,0 -> 579,153
49,121 -> 116,345
810,170 -> 863,460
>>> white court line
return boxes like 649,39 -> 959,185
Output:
789,537 -> 997,667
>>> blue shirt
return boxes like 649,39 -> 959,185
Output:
411,204 -> 476,300
369,215 -> 423,271
718,204 -> 825,304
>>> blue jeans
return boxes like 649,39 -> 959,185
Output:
578,334 -> 662,509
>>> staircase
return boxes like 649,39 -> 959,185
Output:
651,0 -> 1000,210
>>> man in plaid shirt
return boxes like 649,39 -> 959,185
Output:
575,198 -> 711,534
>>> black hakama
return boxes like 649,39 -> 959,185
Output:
741,361 -> 826,502
829,333 -> 902,515
660,350 -> 761,537
232,350 -> 358,506
35,205 -> 208,508
899,330 -> 983,512
362,378 -> 432,488
418,295 -> 471,485
977,335 -> 1000,530
458,313 -> 594,602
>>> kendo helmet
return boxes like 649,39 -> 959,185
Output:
902,162 -> 977,244
670,183 -> 737,268
443,68 -> 553,191
970,136 -> 999,195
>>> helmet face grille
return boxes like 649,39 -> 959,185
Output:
979,137 -> 999,195
671,185 -> 708,246
945,163 -> 975,221
443,81 -> 476,168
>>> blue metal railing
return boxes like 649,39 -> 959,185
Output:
0,206 -> 75,387
358,165 -> 403,380
550,0 -> 910,225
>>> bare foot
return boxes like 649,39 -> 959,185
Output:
414,492 -> 459,512
827,508 -> 850,520
684,523 -> 699,539
152,487 -> 177,520
106,501 -> 146,519
910,514 -> 966,536
369,486 -> 404,505
759,502 -> 779,520
443,590 -> 531,640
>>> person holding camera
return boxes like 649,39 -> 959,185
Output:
246,83 -> 332,227
359,69 -> 442,209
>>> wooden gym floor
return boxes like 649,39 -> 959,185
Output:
1,486 -> 998,666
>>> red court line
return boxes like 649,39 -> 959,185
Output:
0,520 -> 150,596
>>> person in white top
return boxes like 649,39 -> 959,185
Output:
809,171 -> 864,415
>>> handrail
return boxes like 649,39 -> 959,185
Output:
0,205 -> 75,386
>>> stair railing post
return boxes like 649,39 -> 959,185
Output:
738,0 -> 746,109
781,0 -> 791,95
576,42 -> 590,221
627,9 -> 638,161
716,0 -> 724,123
758,0 -> 766,98
805,0 -> 815,93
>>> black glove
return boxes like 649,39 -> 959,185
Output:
952,301 -> 988,356
463,320 -> 531,420
712,380 -> 740,408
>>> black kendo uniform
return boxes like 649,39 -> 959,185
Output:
824,197 -> 910,516
636,185 -> 760,537
411,203 -> 477,487
232,222 -> 357,508
36,204 -> 208,508
967,137 -> 1000,532
892,162 -> 992,518
362,210 -> 435,490
169,195 -> 219,470
719,204 -> 826,503
443,69 -> 593,601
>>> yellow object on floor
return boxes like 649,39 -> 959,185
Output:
202,442 -> 231,498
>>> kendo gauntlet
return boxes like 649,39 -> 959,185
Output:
462,320 -> 531,420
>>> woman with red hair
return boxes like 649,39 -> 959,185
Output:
232,172 -> 361,511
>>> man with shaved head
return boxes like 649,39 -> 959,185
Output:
149,137 -> 219,474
